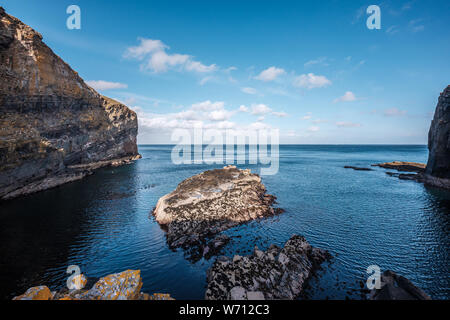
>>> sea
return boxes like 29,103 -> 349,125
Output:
0,145 -> 448,300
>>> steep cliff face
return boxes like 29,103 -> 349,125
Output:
0,7 -> 140,200
425,86 -> 450,189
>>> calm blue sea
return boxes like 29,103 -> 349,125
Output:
0,145 -> 449,300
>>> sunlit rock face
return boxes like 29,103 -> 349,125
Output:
425,86 -> 450,189
0,7 -> 140,200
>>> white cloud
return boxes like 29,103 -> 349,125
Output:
307,126 -> 320,132
86,80 -> 128,91
208,109 -> 235,121
125,37 -> 217,73
191,100 -> 225,111
239,105 -> 249,112
293,73 -> 332,89
384,108 -> 408,117
336,122 -> 361,128
254,66 -> 286,82
333,91 -> 357,103
251,104 -> 272,115
409,19 -> 425,32
304,57 -> 330,68
272,111 -> 288,117
301,112 -> 312,120
241,87 -> 258,95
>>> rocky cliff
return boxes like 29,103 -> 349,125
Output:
425,86 -> 450,189
0,7 -> 140,200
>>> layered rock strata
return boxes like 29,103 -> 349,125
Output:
0,7 -> 140,200
152,165 -> 283,261
205,235 -> 330,300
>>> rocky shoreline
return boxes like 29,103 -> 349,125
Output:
152,165 -> 284,261
13,270 -> 174,301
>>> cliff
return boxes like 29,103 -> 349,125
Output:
0,7 -> 140,200
425,85 -> 450,189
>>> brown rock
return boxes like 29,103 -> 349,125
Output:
13,286 -> 53,300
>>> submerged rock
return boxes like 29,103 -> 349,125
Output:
425,86 -> 450,189
0,7 -> 140,200
205,235 -> 330,300
344,166 -> 373,171
13,270 -> 174,301
152,165 -> 283,261
369,270 -> 431,300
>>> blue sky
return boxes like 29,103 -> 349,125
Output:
2,0 -> 449,144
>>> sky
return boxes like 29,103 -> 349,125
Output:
2,0 -> 449,144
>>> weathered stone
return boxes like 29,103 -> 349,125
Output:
0,7 -> 140,200
80,270 -> 143,300
247,291 -> 265,300
425,86 -> 450,189
205,235 -> 330,300
230,286 -> 247,300
369,270 -> 431,300
152,165 -> 282,261
13,285 -> 53,300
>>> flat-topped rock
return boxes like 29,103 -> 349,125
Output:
205,235 -> 330,300
369,270 -> 431,300
152,165 -> 282,261
372,161 -> 426,173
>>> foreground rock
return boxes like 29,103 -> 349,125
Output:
152,165 -> 283,261
369,270 -> 431,300
205,235 -> 330,300
425,85 -> 450,189
13,270 -> 174,301
0,7 -> 140,200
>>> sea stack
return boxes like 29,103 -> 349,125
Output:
152,165 -> 282,260
425,85 -> 450,189
0,7 -> 140,200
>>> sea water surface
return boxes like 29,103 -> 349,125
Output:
0,145 -> 449,300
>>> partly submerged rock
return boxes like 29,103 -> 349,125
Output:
13,285 -> 53,300
425,86 -> 450,189
344,166 -> 373,171
205,235 -> 330,300
369,270 -> 431,300
0,7 -> 140,200
152,165 -> 283,261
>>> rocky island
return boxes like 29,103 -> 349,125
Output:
205,235 -> 330,300
152,165 -> 283,260
0,7 -> 140,200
